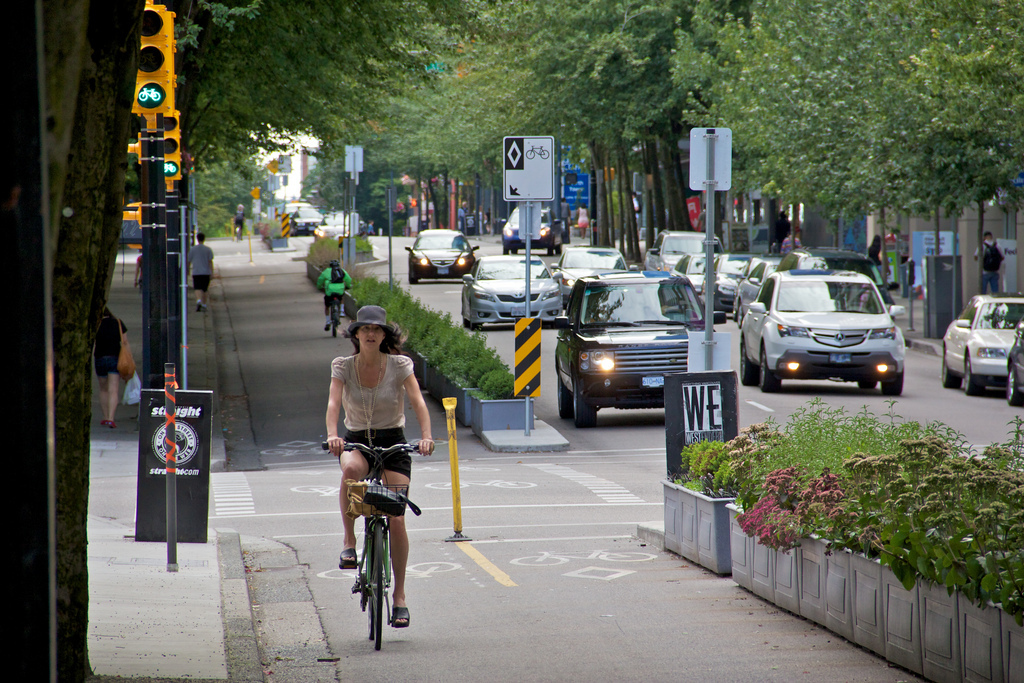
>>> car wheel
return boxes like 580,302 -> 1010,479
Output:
555,243 -> 562,255
557,373 -> 573,419
547,245 -> 555,256
463,316 -> 471,329
739,336 -> 759,386
940,346 -> 962,388
502,246 -> 510,255
572,377 -> 597,428
880,372 -> 903,396
857,380 -> 878,389
759,346 -> 781,393
964,355 -> 984,396
409,274 -> 419,284
1007,365 -> 1024,407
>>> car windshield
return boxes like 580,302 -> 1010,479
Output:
803,257 -> 884,286
674,256 -> 705,274
506,208 -> 551,230
977,302 -> 1024,329
581,282 -> 703,325
718,258 -> 750,276
293,208 -> 322,220
561,250 -> 626,270
416,233 -> 469,250
776,281 -> 884,314
663,235 -> 704,254
477,260 -> 550,280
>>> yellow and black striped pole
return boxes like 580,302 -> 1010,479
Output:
164,363 -> 179,572
280,212 -> 291,238
514,317 -> 541,435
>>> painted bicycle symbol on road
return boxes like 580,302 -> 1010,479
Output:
511,550 -> 657,567
291,485 -> 339,496
424,480 -> 537,490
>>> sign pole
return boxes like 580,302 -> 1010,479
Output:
524,201 -> 533,436
164,363 -> 178,572
703,131 -> 718,372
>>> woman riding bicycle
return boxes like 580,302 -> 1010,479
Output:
317,259 -> 353,332
325,305 -> 434,629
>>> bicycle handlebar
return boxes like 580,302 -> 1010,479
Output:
320,441 -> 422,516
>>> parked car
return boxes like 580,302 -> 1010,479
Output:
553,272 -> 725,428
940,293 -> 1024,396
775,247 -> 893,304
501,206 -> 564,256
669,254 -> 708,296
712,254 -> 753,313
405,229 -> 479,284
734,254 -> 783,323
315,212 -> 351,240
290,206 -> 325,236
461,255 -> 562,329
1007,319 -> 1024,406
550,245 -> 630,307
739,270 -> 906,394
643,231 -> 722,272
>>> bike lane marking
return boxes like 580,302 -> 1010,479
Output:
455,543 -> 517,588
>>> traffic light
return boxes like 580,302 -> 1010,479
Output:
133,1 -> 176,117
123,202 -> 142,224
163,112 -> 182,180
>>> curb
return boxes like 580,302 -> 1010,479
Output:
216,529 -> 264,683
636,521 -> 665,550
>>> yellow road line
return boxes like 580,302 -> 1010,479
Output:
456,543 -> 517,587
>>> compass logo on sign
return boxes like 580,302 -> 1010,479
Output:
151,421 -> 201,467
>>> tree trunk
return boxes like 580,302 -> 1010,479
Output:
51,2 -> 142,680
978,199 -> 985,293
657,138 -> 684,231
644,139 -> 663,244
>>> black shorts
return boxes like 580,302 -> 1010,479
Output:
193,275 -> 211,292
344,427 -> 412,480
324,292 -> 343,307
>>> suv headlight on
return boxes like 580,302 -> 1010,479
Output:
777,324 -> 810,338
977,347 -> 1007,359
580,350 -> 614,371
869,326 -> 897,340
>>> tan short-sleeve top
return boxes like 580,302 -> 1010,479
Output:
331,354 -> 414,431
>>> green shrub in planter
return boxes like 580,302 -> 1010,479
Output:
674,440 -> 738,498
305,234 -> 372,271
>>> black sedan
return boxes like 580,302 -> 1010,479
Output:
406,230 -> 479,283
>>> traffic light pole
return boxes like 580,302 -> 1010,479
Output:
141,114 -> 169,390
165,180 -> 181,373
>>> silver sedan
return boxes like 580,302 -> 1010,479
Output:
461,255 -> 562,329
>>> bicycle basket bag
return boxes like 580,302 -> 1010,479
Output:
345,480 -> 406,518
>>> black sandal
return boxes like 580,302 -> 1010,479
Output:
339,548 -> 357,569
392,605 -> 410,628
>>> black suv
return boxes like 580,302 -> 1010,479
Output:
553,272 -> 724,428
775,247 -> 893,304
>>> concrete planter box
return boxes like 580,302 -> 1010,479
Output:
727,504 -> 753,591
268,237 -> 289,250
825,549 -> 855,641
422,363 -> 475,427
1002,609 -> 1024,682
850,553 -> 886,657
773,547 -> 799,614
750,528 -> 775,603
468,394 -> 534,438
958,596 -> 1002,683
798,537 -> 827,626
881,567 -> 923,675
661,481 -> 733,575
920,581 -> 960,680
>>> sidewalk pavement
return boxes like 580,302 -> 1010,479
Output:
86,236 -> 935,681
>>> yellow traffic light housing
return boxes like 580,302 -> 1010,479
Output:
133,2 -> 176,117
123,202 -> 142,224
163,112 -> 182,180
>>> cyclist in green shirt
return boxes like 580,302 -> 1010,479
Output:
318,260 -> 354,331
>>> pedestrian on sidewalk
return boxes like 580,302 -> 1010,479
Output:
868,235 -> 882,267
325,305 -> 434,629
94,308 -> 127,428
188,232 -> 214,311
976,231 -> 1003,294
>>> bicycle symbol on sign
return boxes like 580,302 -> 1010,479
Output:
510,550 -> 657,566
525,145 -> 550,160
424,480 -> 537,490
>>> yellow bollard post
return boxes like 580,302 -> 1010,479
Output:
441,397 -> 470,541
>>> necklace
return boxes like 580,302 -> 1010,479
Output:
357,353 -> 386,447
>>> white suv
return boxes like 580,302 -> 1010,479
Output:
739,270 -> 906,394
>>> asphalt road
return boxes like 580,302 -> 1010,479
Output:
189,233 -> 1024,680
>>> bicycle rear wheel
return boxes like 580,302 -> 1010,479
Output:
368,520 -> 386,650
331,302 -> 340,337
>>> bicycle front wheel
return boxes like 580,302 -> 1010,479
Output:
368,520 -> 386,650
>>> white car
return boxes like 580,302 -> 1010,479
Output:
461,255 -> 562,329
739,270 -> 907,394
941,294 -> 1024,395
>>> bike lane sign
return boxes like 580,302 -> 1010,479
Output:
503,136 -> 554,202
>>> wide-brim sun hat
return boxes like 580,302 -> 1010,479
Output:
346,305 -> 396,337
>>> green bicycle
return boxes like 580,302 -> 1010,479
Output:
325,441 -> 422,650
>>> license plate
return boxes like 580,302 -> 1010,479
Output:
642,375 -> 665,388
511,305 -> 526,317
437,266 -> 449,275
830,353 -> 852,363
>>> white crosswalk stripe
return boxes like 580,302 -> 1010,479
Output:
524,463 -> 645,504
211,472 -> 255,516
